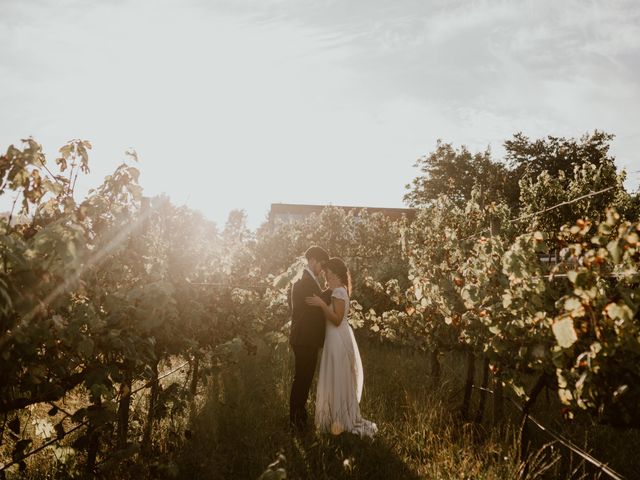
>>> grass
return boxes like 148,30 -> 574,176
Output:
15,338 -> 640,479
155,341 -> 546,479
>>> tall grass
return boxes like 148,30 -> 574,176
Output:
22,338 -> 639,479
168,341 -> 557,480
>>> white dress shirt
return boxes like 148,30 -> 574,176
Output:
304,266 -> 322,290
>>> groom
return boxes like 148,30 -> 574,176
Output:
289,245 -> 331,431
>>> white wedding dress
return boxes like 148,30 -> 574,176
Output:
315,287 -> 378,438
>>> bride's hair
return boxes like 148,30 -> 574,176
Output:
326,257 -> 352,296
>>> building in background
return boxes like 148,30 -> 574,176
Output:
268,203 -> 416,225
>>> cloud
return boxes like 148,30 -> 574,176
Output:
194,0 -> 639,115
0,0 -> 638,225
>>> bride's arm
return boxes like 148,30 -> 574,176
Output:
306,295 -> 345,326
323,297 -> 345,326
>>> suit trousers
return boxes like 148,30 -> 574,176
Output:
289,344 -> 319,427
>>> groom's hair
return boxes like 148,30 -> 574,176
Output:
305,246 -> 329,263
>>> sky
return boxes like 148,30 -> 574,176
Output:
1,0 -> 639,228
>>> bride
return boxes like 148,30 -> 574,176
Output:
306,257 -> 378,438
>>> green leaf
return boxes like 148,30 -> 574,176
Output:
12,439 -> 32,460
607,240 -> 621,263
564,297 -> 582,314
53,446 -> 75,464
605,303 -> 634,323
552,317 -> 578,348
78,337 -> 94,357
71,408 -> 87,423
512,384 -> 526,398
598,223 -> 612,235
567,270 -> 587,286
502,292 -> 512,308
414,285 -> 423,301
54,421 -> 65,438
558,388 -> 573,405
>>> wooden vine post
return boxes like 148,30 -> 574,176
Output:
493,374 -> 504,427
117,370 -> 133,449
519,374 -> 548,467
86,397 -> 102,478
190,355 -> 200,396
430,349 -> 441,385
142,360 -> 159,453
461,349 -> 476,420
489,214 -> 504,427
474,357 -> 490,424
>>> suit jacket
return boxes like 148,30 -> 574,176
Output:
289,270 -> 332,348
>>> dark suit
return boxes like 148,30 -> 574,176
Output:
289,270 -> 331,428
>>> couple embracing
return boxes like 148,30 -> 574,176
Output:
289,246 -> 377,438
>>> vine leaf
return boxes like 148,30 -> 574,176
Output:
552,317 -> 578,348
